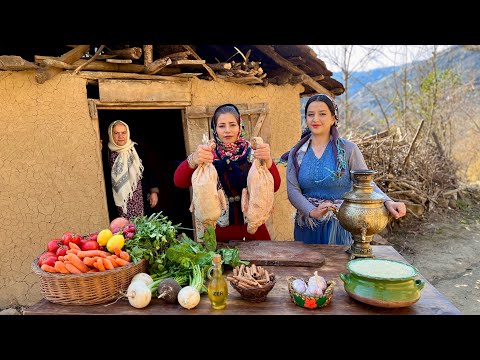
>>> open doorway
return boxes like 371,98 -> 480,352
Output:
98,109 -> 193,236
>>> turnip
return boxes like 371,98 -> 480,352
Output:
177,262 -> 204,309
126,281 -> 152,309
177,286 -> 201,309
157,278 -> 182,304
125,275 -> 162,309
131,272 -> 154,286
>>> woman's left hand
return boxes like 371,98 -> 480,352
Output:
385,200 -> 406,219
253,142 -> 273,168
149,192 -> 158,208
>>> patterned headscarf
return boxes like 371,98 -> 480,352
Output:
107,120 -> 144,212
210,104 -> 251,164
210,104 -> 252,192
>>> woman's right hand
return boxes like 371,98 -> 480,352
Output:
309,201 -> 335,219
193,144 -> 214,165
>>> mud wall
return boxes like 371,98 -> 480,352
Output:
0,71 -> 109,308
0,73 -> 304,308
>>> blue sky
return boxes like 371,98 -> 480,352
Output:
309,45 -> 453,72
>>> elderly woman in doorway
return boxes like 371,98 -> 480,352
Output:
107,120 -> 160,220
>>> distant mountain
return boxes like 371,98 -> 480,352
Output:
332,66 -> 400,98
300,46 -> 480,127
348,45 -> 480,115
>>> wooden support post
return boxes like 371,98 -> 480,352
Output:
143,45 -> 153,66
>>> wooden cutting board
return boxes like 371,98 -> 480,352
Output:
228,241 -> 326,267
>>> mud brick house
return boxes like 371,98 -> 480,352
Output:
0,44 -> 344,307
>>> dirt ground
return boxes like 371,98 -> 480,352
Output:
384,195 -> 480,315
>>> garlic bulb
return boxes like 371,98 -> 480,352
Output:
305,271 -> 326,296
292,278 -> 307,294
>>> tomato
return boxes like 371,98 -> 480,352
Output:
88,233 -> 98,241
43,256 -> 58,268
38,252 -> 57,267
47,239 -> 63,253
62,231 -> 82,246
55,244 -> 69,257
81,240 -> 100,251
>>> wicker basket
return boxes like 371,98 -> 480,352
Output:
31,255 -> 148,305
287,276 -> 335,309
230,274 -> 276,302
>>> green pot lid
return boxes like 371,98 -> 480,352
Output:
347,258 -> 418,280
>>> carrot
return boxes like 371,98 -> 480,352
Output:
102,258 -> 115,270
65,263 -> 82,274
107,256 -> 119,268
57,255 -> 65,262
69,242 -> 81,250
83,256 -> 96,267
77,250 -> 108,259
41,264 -> 57,273
119,251 -> 130,262
66,253 -> 89,273
113,247 -> 121,257
96,258 -> 106,271
88,269 -> 99,273
66,249 -> 79,255
114,258 -> 130,267
54,261 -> 70,274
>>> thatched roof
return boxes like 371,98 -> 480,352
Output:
0,44 -> 344,96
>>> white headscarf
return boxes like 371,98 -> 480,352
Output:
107,120 -> 144,213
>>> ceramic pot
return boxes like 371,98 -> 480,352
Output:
340,258 -> 425,308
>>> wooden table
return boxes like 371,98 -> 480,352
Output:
24,244 -> 461,315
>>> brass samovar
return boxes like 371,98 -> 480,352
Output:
336,170 -> 390,259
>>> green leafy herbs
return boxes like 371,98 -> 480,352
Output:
124,212 -> 180,275
201,225 -> 217,252
217,247 -> 249,268
124,216 -> 249,290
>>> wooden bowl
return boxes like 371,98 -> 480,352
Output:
230,274 -> 276,302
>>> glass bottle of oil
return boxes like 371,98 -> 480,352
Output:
207,254 -> 228,309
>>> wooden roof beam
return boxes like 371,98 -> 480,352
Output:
182,45 -> 217,80
35,45 -> 90,84
253,45 -> 331,95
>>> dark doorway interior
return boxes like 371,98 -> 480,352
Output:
98,109 -> 193,236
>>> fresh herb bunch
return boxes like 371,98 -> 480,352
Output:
124,212 -> 180,275
163,227 -> 249,293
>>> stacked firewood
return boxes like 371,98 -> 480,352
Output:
353,127 -> 460,219
212,48 -> 267,84
214,59 -> 266,80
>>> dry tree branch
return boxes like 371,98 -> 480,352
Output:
73,45 -> 105,75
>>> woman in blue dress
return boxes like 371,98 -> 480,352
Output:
285,94 -> 406,245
